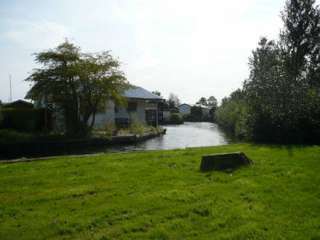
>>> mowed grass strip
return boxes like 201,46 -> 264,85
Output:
0,144 -> 320,240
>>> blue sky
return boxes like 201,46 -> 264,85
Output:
0,0 -> 288,103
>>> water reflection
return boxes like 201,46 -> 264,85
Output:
107,122 -> 228,152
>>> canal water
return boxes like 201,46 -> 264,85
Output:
108,122 -> 228,152
1,122 -> 229,159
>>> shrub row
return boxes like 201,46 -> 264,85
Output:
169,113 -> 184,124
0,108 -> 52,132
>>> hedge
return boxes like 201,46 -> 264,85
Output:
0,108 -> 51,132
169,113 -> 184,124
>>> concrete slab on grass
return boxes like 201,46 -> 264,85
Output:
200,152 -> 252,172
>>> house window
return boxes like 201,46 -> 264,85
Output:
114,105 -> 119,113
145,109 -> 157,126
127,102 -> 137,112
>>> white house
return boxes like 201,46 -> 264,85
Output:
178,104 -> 192,115
94,86 -> 164,128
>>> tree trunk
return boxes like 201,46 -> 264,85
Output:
90,111 -> 96,129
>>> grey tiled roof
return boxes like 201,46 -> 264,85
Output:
122,86 -> 163,100
179,103 -> 191,107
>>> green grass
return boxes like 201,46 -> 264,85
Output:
0,144 -> 320,239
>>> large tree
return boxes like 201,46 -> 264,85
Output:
152,91 -> 161,97
216,0 -> 320,143
77,52 -> 128,130
243,0 -> 320,142
244,38 -> 288,141
281,0 -> 320,81
207,96 -> 218,115
197,97 -> 207,106
168,93 -> 180,108
207,96 -> 217,108
26,41 -> 128,136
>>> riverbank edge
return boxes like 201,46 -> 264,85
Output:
0,128 -> 166,160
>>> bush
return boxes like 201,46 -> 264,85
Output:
149,126 -> 163,134
130,120 -> 146,136
0,108 -> 51,132
215,91 -> 248,139
169,113 -> 184,124
103,122 -> 116,138
183,106 -> 213,122
190,106 -> 203,121
0,129 -> 35,144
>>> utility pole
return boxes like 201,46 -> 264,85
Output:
9,74 -> 12,102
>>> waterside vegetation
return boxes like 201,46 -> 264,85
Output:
215,0 -> 320,144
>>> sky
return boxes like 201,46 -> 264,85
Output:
0,0 -> 287,104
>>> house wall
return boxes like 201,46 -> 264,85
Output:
115,99 -> 146,123
163,111 -> 171,121
93,101 -> 115,128
93,99 -> 159,128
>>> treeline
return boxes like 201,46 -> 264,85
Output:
216,0 -> 320,143
185,96 -> 218,122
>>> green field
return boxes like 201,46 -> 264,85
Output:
0,144 -> 320,239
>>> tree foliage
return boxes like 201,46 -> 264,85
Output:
215,90 -> 248,139
207,96 -> 218,119
217,0 -> 320,143
197,97 -> 207,106
168,93 -> 180,108
26,41 -> 128,136
0,101 -> 2,125
152,91 -> 161,97
195,96 -> 218,121
207,96 -> 218,109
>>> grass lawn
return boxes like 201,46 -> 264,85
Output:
0,144 -> 320,239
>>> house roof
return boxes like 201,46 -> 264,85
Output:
195,104 -> 211,109
122,86 -> 163,101
3,99 -> 34,109
179,103 -> 191,108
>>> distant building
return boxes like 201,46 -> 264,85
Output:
178,104 -> 191,115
